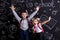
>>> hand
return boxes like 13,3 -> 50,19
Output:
36,6 -> 40,11
33,31 -> 35,33
10,4 -> 15,11
48,16 -> 51,21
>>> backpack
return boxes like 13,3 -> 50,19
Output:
34,23 -> 44,33
19,18 -> 33,32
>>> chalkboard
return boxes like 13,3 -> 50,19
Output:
0,0 -> 60,40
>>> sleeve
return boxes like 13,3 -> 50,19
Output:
13,10 -> 21,23
28,10 -> 38,21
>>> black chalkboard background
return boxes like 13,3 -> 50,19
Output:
0,0 -> 60,40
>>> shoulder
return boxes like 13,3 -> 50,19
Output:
39,23 -> 42,26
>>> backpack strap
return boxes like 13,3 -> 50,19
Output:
38,24 -> 44,32
20,19 -> 22,23
20,18 -> 29,23
34,25 -> 36,32
19,18 -> 30,30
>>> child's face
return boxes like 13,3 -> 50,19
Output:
21,12 -> 28,19
33,19 -> 39,24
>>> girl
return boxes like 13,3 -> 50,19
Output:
32,17 -> 51,40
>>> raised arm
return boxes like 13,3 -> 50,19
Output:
10,5 -> 21,23
28,6 -> 40,21
41,16 -> 51,25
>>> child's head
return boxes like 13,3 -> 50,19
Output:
21,10 -> 28,19
32,18 -> 40,25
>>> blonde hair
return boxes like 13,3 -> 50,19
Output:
32,18 -> 41,25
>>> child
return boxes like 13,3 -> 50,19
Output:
10,4 -> 40,40
32,17 -> 51,40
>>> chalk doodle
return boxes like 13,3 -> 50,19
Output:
39,0 -> 55,8
52,10 -> 58,15
40,15 -> 57,30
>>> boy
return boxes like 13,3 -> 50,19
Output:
10,5 -> 40,40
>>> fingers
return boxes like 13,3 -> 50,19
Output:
10,4 -> 14,8
10,4 -> 15,10
49,16 -> 51,21
36,6 -> 40,11
49,16 -> 51,18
